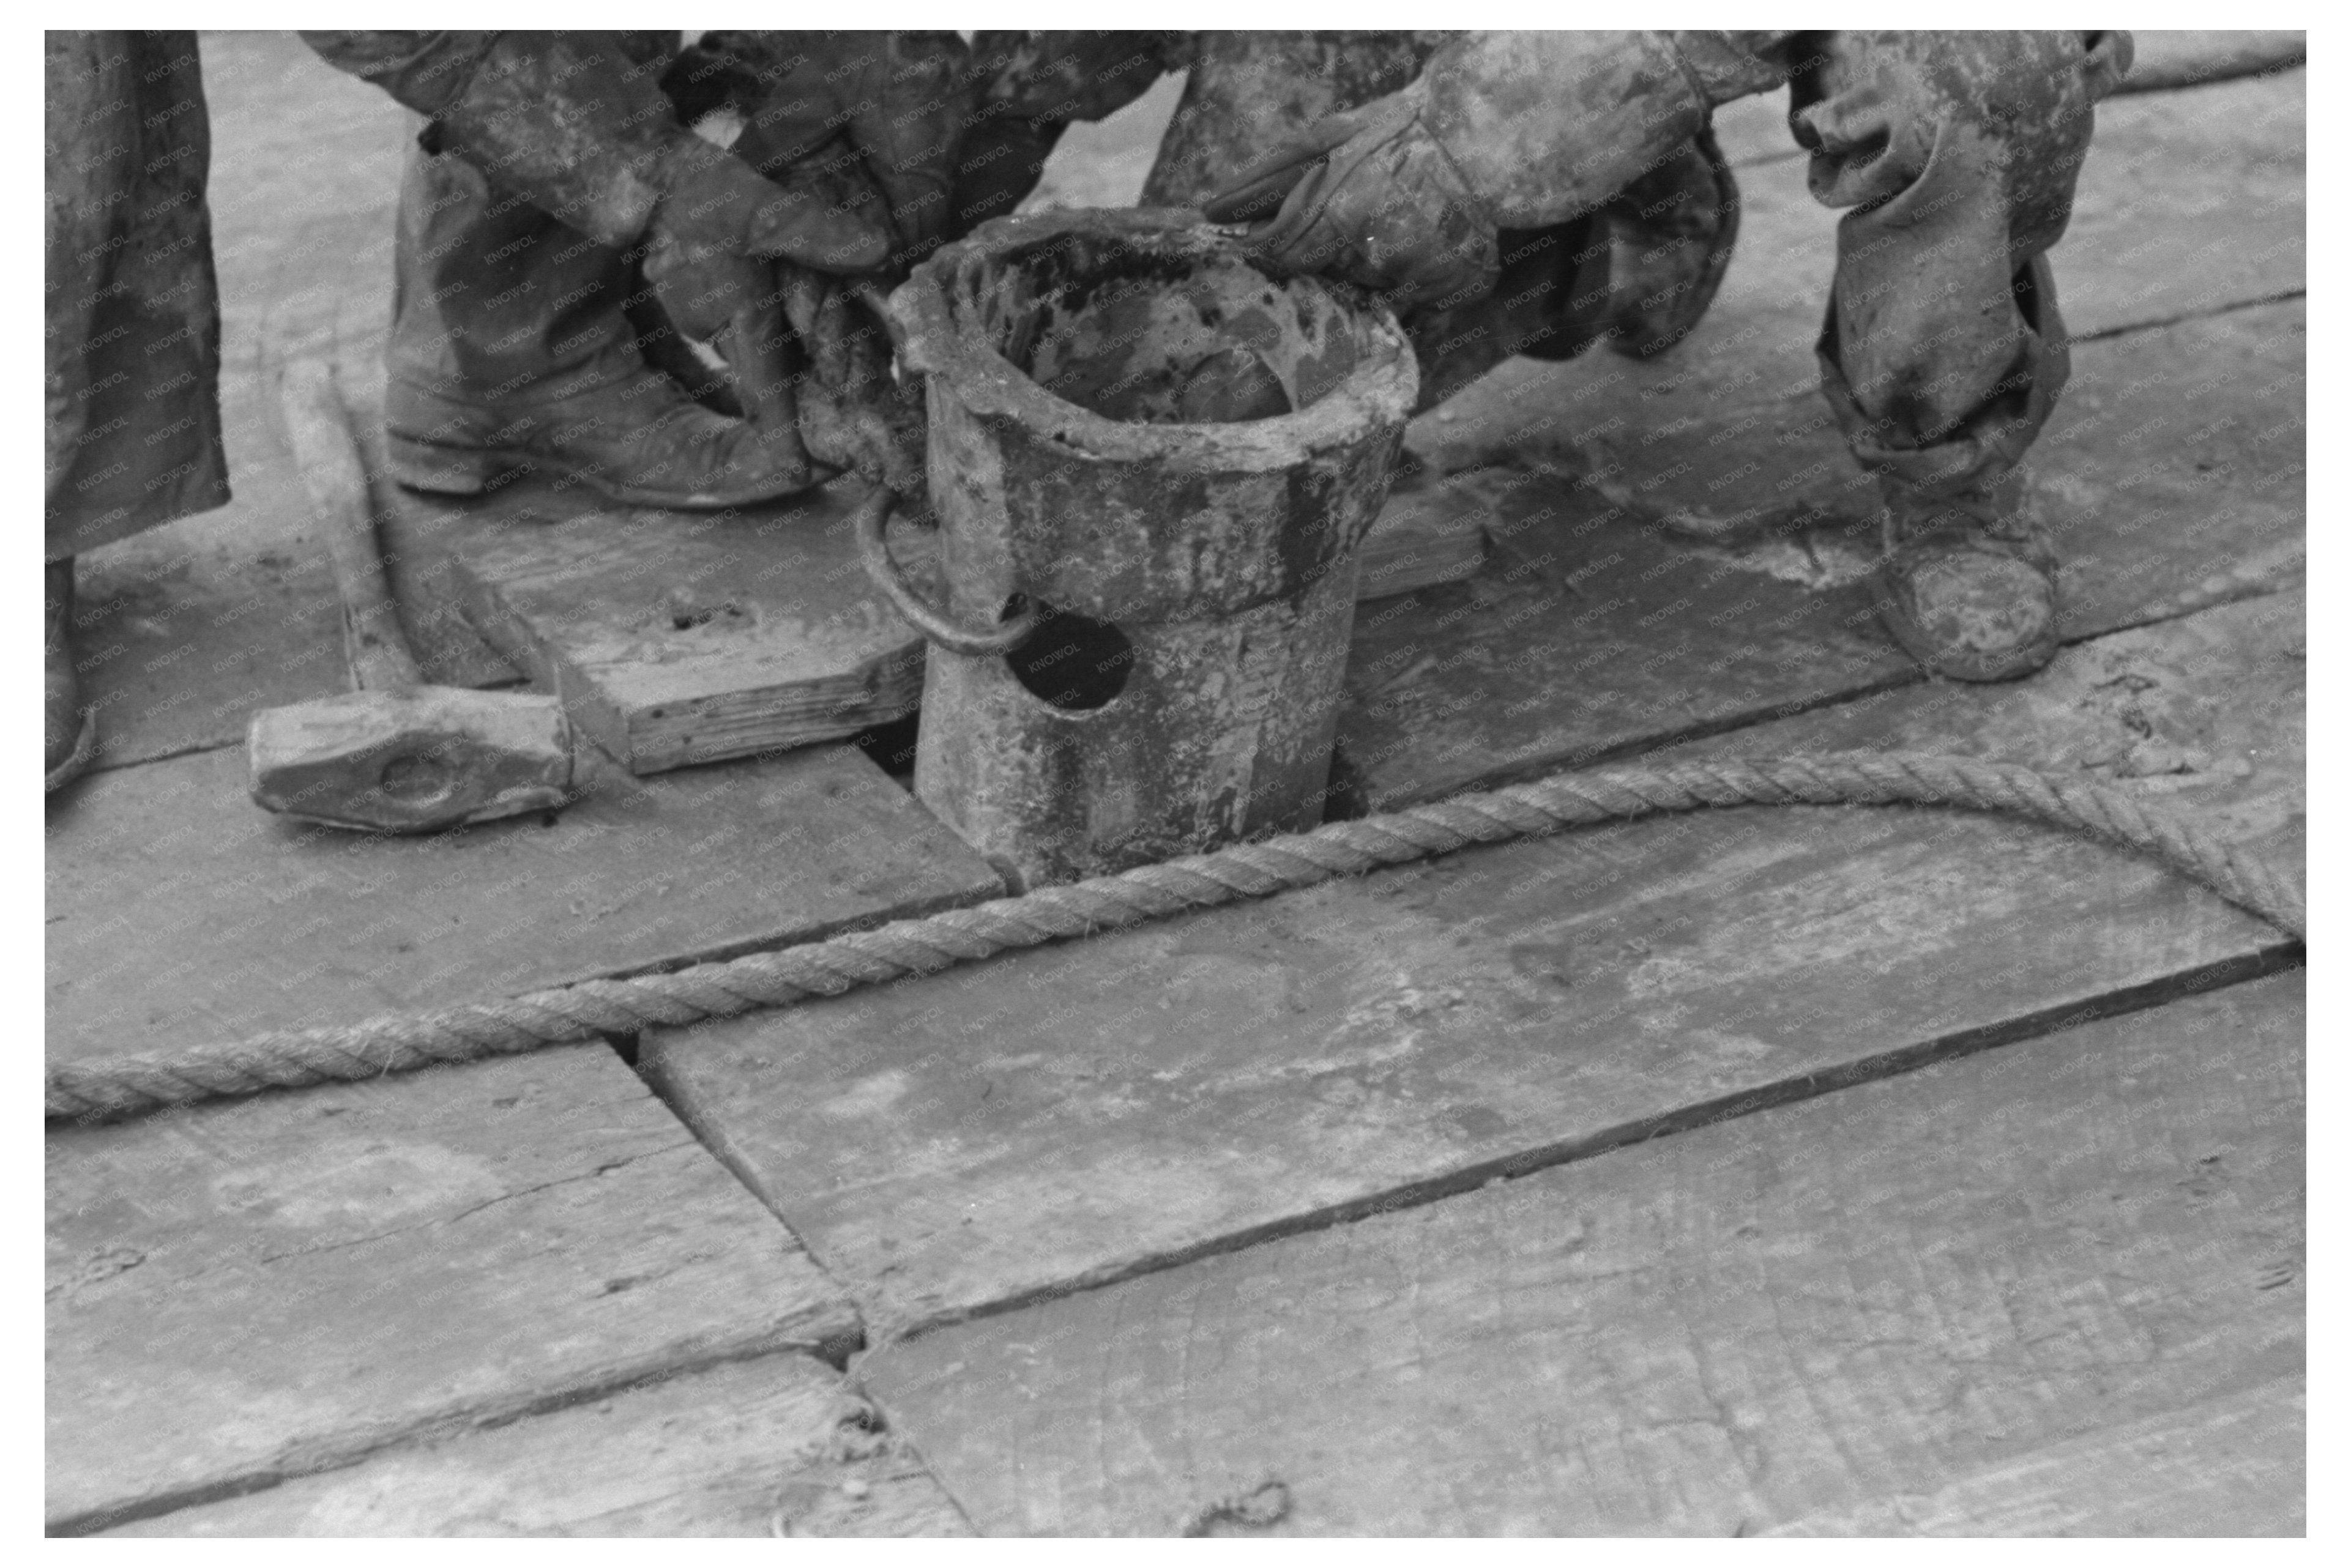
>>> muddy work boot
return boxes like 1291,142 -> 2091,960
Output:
46,557 -> 95,792
1872,475 -> 2061,682
386,353 -> 826,510
381,139 -> 824,510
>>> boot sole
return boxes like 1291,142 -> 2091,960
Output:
386,432 -> 820,512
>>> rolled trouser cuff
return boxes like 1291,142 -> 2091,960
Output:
1815,251 -> 2071,505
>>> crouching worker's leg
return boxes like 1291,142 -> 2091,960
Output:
47,31 -> 231,793
1800,29 -> 2131,681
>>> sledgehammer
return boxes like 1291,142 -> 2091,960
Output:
247,360 -> 573,833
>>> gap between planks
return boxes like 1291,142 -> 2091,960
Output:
832,951 -> 2300,1350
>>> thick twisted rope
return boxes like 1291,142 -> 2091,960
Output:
47,752 -> 2301,1125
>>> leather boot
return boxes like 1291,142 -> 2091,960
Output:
1820,252 -> 2073,683
383,144 -> 821,509
1871,472 -> 2061,682
46,557 -> 95,792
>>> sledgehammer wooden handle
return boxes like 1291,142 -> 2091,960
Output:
248,360 -> 573,834
278,358 -> 423,693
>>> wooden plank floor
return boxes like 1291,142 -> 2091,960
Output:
105,1354 -> 971,1538
642,587 -> 2299,1337
47,1046 -> 856,1533
48,38 -> 2303,1537
859,972 -> 2304,1536
44,741 -> 1004,1065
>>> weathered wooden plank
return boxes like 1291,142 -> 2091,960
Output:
444,481 -> 930,776
859,971 -> 2305,1536
46,1046 -> 860,1534
105,1352 -> 969,1538
642,589 -> 2298,1338
1349,299 -> 2302,811
45,740 -> 1004,1066
1762,1378 -> 2304,1537
1653,586 -> 2306,865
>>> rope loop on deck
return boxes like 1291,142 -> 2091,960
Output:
46,752 -> 2302,1125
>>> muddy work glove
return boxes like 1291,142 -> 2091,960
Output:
639,141 -> 891,340
304,31 -> 891,340
684,31 -> 975,276
778,272 -> 928,500
1204,86 -> 1500,311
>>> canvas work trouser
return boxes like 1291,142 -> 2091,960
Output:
46,31 -> 229,562
1157,29 -> 2132,525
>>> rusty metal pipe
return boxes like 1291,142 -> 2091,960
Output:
890,209 -> 1418,886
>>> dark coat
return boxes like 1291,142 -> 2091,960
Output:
46,30 -> 229,560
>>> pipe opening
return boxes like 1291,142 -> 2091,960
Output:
1007,604 -> 1135,711
984,234 -> 1382,426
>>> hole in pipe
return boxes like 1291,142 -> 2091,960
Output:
1007,604 -> 1134,711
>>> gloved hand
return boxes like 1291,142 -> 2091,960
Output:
690,31 -> 975,275
778,270 -> 927,498
641,138 -> 891,340
1204,86 -> 1500,311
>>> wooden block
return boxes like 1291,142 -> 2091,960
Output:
1352,299 -> 2303,811
105,1353 -> 970,1537
45,741 -> 1004,1066
46,1046 -> 859,1534
858,972 -> 2305,1535
445,482 -> 930,776
641,590 -> 2297,1337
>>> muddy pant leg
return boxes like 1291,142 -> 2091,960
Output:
384,29 -> 693,418
1796,29 -> 2128,678
46,31 -> 228,559
387,144 -> 640,414
1142,32 -> 1440,206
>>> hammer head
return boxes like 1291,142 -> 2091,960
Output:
247,688 -> 573,834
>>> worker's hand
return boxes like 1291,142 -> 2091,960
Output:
650,139 -> 893,278
691,32 -> 977,276
1204,89 -> 1500,312
780,270 -> 927,497
641,234 -> 780,344
643,139 -> 894,343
